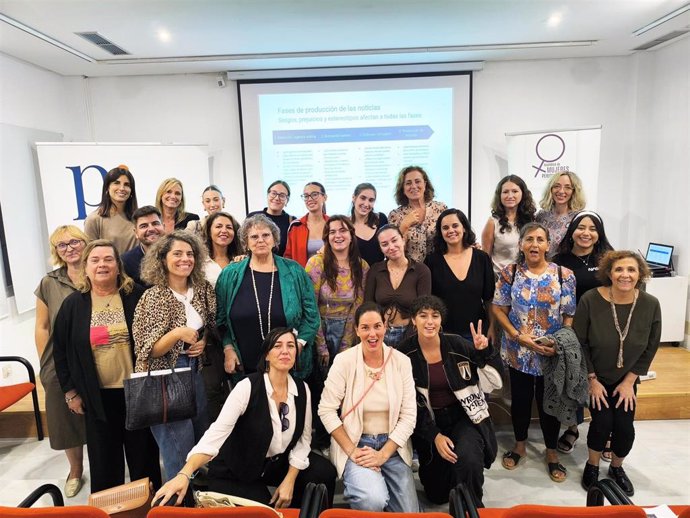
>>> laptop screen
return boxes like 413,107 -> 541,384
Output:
645,242 -> 674,267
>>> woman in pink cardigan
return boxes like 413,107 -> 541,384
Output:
318,302 -> 419,512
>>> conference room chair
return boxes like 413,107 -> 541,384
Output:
0,356 -> 44,440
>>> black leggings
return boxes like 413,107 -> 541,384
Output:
587,381 -> 637,458
416,404 -> 486,506
508,367 -> 560,449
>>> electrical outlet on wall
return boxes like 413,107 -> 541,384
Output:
2,365 -> 11,379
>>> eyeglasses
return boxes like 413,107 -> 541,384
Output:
268,191 -> 288,201
248,231 -> 273,242
328,228 -> 350,236
301,192 -> 323,201
552,185 -> 574,192
55,239 -> 84,252
279,402 -> 290,432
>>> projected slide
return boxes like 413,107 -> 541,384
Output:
239,74 -> 471,217
257,89 -> 452,215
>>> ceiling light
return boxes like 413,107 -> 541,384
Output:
633,3 -> 690,36
157,29 -> 171,42
547,13 -> 563,28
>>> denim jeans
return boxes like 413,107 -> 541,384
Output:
323,316 -> 347,360
150,355 -> 209,480
343,433 -> 419,512
384,325 -> 408,349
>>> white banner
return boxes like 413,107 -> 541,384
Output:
36,143 -> 210,233
505,126 -> 601,210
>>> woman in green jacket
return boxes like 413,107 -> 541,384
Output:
215,214 -> 320,381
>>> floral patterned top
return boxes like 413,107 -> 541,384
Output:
388,200 -> 448,263
535,210 -> 576,259
305,254 -> 369,357
493,262 -> 576,376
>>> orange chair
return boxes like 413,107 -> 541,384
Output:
148,507 -> 301,518
0,356 -> 44,440
320,509 -> 453,518
502,505 -> 646,517
0,507 -> 110,517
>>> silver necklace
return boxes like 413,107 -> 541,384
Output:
250,259 -> 275,340
609,287 -> 639,368
576,253 -> 592,267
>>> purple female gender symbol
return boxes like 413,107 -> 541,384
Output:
532,133 -> 565,177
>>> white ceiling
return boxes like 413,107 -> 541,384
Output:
1,0 -> 689,77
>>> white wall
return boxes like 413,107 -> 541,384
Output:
2,42 -> 689,385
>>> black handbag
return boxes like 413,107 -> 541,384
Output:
124,362 -> 197,430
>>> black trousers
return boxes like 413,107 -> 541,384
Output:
508,367 -> 560,449
416,404 -> 486,506
85,388 -> 162,493
208,451 -> 337,509
587,381 -> 637,458
202,343 -> 231,422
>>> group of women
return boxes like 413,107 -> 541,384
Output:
34,164 -> 661,510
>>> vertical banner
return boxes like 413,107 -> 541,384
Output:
505,126 -> 601,209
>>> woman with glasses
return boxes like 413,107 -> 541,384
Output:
535,172 -> 586,258
248,180 -> 295,256
34,226 -> 89,498
216,214 -> 320,382
152,327 -> 337,508
83,165 -> 139,254
284,182 -> 329,267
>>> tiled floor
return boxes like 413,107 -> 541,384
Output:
1,420 -> 689,510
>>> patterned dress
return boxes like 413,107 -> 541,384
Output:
493,262 -> 576,375
535,210 -> 576,259
388,200 -> 447,263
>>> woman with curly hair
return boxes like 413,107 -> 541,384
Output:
481,175 -> 537,276
388,166 -> 447,263
536,171 -> 587,258
577,251 -> 660,496
155,178 -> 200,233
133,230 -> 216,480
83,165 -> 139,254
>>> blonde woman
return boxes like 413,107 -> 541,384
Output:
34,225 -> 89,497
155,177 -> 200,233
535,171 -> 586,258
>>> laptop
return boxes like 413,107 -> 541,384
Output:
645,242 -> 674,277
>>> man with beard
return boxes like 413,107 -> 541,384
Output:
121,206 -> 164,287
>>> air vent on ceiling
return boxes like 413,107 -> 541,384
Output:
75,32 -> 130,55
633,29 -> 690,51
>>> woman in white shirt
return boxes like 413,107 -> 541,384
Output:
153,327 -> 337,509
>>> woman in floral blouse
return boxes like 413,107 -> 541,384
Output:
305,215 -> 369,370
492,222 -> 576,483
388,166 -> 447,263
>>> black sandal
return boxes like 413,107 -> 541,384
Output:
547,461 -> 567,483
557,428 -> 579,454
501,450 -> 524,470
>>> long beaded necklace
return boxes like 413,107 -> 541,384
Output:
609,287 -> 639,368
250,258 -> 275,341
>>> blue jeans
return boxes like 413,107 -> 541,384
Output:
343,433 -> 419,512
150,355 -> 209,481
384,325 -> 407,348
323,316 -> 347,360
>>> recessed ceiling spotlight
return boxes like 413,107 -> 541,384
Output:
157,29 -> 171,42
547,13 -> 563,28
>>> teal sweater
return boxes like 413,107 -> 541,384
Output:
215,255 -> 319,379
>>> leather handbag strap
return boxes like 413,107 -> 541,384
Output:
340,348 -> 393,420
